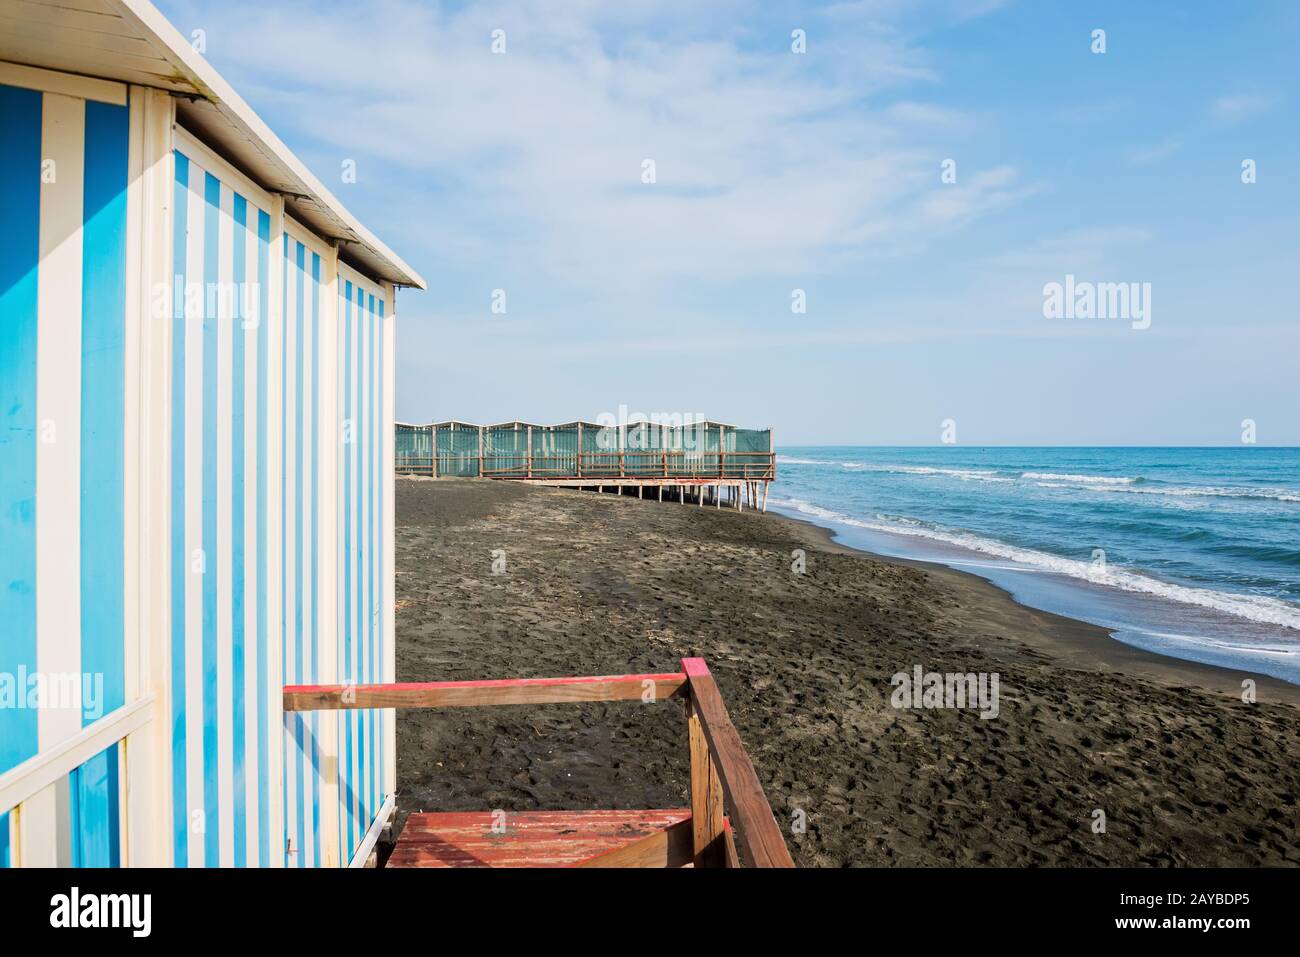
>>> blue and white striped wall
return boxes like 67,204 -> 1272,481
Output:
1,79 -> 130,867
169,139 -> 280,867
336,264 -> 391,863
1,67 -> 399,868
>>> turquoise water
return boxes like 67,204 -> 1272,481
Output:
771,448 -> 1300,684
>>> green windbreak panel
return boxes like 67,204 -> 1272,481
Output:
395,425 -> 433,472
664,423 -> 720,477
625,422 -> 664,476
405,421 -> 771,480
484,426 -> 529,476
530,426 -> 579,476
580,423 -> 620,476
727,428 -> 772,477
435,425 -> 481,476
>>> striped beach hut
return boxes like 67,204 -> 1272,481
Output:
0,0 -> 425,867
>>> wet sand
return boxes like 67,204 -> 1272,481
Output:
393,477 -> 1299,866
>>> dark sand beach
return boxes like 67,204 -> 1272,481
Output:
393,477 -> 1299,866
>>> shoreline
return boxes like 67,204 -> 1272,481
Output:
395,477 -> 1299,866
768,504 -> 1300,707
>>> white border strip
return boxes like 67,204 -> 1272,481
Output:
0,60 -> 127,106
0,698 -> 156,816
347,791 -> 394,869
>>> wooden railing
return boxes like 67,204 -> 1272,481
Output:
284,657 -> 794,868
395,449 -> 777,482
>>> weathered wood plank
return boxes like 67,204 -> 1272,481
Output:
688,695 -> 727,867
681,658 -> 794,868
574,817 -> 693,868
387,809 -> 691,868
284,672 -> 687,711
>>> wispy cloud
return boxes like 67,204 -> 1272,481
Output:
1209,93 -> 1277,124
1126,139 -> 1183,166
166,0 -> 1025,298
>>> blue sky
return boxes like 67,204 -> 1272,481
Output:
158,0 -> 1300,444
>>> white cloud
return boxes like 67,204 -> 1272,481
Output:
1209,93 -> 1276,123
166,0 -> 1026,295
1126,140 -> 1183,166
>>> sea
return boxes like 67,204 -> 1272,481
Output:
770,447 -> 1300,684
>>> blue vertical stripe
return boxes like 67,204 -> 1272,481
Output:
280,231 -> 289,866
70,747 -> 120,867
369,292 -> 378,821
79,99 -> 129,722
0,812 -> 10,867
293,241 -> 306,866
256,209 -> 271,865
342,280 -> 355,855
170,150 -> 190,865
357,284 -> 368,835
201,171 -> 221,866
0,84 -> 41,781
374,299 -> 382,806
309,253 -> 322,866
231,193 -> 249,868
74,99 -> 130,869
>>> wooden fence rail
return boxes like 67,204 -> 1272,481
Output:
283,658 -> 793,868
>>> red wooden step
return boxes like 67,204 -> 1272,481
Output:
387,809 -> 692,868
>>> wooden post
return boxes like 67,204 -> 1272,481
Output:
431,425 -> 438,478
478,426 -> 484,477
577,423 -> 583,479
681,658 -> 795,868
687,693 -> 727,868
526,425 -> 533,479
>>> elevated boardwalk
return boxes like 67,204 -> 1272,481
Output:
395,420 -> 776,510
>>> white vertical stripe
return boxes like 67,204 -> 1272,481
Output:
300,257 -> 315,869
136,88 -> 178,867
349,288 -> 361,843
121,87 -> 145,866
318,246 -> 339,867
35,92 -> 85,751
383,291 -> 396,796
216,183 -> 235,868
243,213 -> 260,869
266,200 -> 285,866
24,92 -> 86,870
360,293 -> 372,833
184,161 -> 206,868
282,240 -> 298,867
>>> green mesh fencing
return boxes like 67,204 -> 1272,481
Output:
483,423 -> 530,476
726,427 -> 772,478
530,424 -> 581,476
579,422 -> 621,476
664,422 -> 721,477
433,423 -> 482,476
395,424 -> 433,473
403,420 -> 771,480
